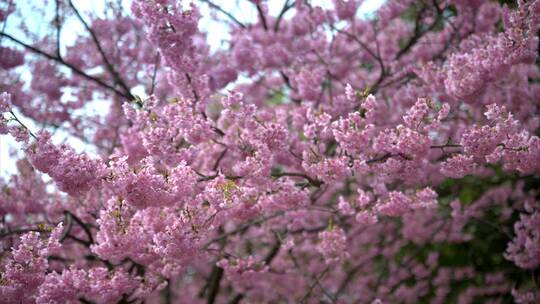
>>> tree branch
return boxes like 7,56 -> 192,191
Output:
274,0 -> 294,32
200,0 -> 246,29
256,4 -> 268,30
0,32 -> 133,100
67,0 -> 133,99
206,265 -> 224,304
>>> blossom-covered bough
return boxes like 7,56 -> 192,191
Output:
1,0 -> 540,303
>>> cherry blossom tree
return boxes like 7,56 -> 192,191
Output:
1,0 -> 540,303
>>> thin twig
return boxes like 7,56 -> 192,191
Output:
200,0 -> 246,29
60,211 -> 74,242
67,0 -> 133,99
271,171 -> 323,187
0,228 -> 48,239
256,4 -> 268,30
55,0 -> 62,59
300,267 -> 329,303
9,110 -> 37,139
274,0 -> 294,32
0,32 -> 132,99
66,210 -> 94,244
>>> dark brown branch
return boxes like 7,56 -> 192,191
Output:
60,211 -> 74,242
274,0 -> 294,32
9,110 -> 37,139
79,297 -> 95,304
226,237 -> 282,304
366,153 -> 394,164
256,4 -> 268,30
55,0 -> 62,59
66,234 -> 91,246
430,143 -> 462,149
204,212 -> 286,248
213,148 -> 228,171
185,72 -> 200,102
200,0 -> 246,29
202,227 -> 228,303
160,279 -> 172,304
394,2 -> 446,60
263,236 -> 281,264
278,71 -> 301,103
67,0 -> 133,99
66,210 -> 94,244
0,32 -> 132,99
300,267 -> 329,303
331,25 -> 386,92
227,294 -> 244,304
0,228 -> 48,239
206,265 -> 224,304
149,54 -> 160,95
212,126 -> 226,137
85,254 -> 114,270
127,259 -> 145,276
271,172 -> 323,187
335,261 -> 368,296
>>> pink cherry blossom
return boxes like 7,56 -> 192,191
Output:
0,0 -> 539,302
